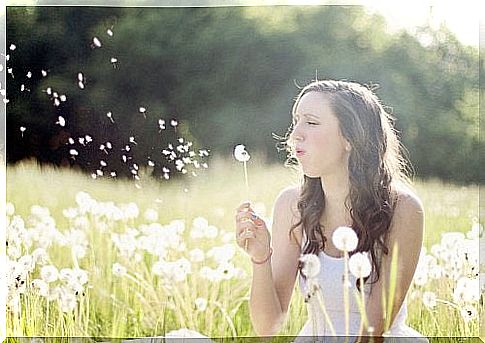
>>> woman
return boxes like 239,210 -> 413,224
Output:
235,80 -> 428,342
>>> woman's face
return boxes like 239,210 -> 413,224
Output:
291,92 -> 350,178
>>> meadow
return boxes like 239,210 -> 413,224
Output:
5,156 -> 483,340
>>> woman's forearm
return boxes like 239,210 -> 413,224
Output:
249,261 -> 285,336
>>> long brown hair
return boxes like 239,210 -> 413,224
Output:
283,80 -> 411,289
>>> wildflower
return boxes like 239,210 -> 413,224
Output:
31,279 -> 49,297
207,244 -> 235,264
195,297 -> 208,311
112,263 -> 127,277
41,265 -> 59,283
453,276 -> 479,304
299,253 -> 321,279
460,304 -> 478,322
332,226 -> 358,252
348,252 -> 372,279
233,144 -> 250,162
189,248 -> 205,263
422,291 -> 437,309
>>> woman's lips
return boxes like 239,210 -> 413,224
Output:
296,149 -> 306,157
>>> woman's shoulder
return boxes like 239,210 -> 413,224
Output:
390,183 -> 424,238
274,185 -> 300,215
393,183 -> 424,217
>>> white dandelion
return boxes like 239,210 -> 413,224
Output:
348,252 -> 372,279
332,226 -> 358,252
299,253 -> 321,279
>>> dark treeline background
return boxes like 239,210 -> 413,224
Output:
6,6 -> 481,183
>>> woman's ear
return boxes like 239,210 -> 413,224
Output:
345,141 -> 351,152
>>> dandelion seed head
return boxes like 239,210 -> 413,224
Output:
349,252 -> 372,278
332,226 -> 358,252
299,253 -> 321,279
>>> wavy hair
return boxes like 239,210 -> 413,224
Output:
280,80 -> 412,290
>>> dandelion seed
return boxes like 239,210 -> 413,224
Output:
0,64 -> 3,72
41,265 -> 59,283
106,111 -> 114,123
41,69 -> 47,77
110,57 -> 117,63
158,119 -> 166,131
31,279 -> 49,297
100,160 -> 107,167
69,149 -> 78,156
106,141 -> 112,149
170,119 -> 178,127
20,126 -> 26,137
91,174 -> 97,179
20,84 -> 25,92
124,145 -> 131,152
162,167 -> 170,173
129,136 -> 137,144
92,37 -> 102,48
68,138 -> 75,144
202,163 -> 208,169
147,159 -> 155,167
26,71 -> 32,78
107,28 -> 114,36
56,116 -> 66,127
139,107 -> 146,113
7,68 -> 13,77
110,171 -> 117,177
46,87 -> 52,95
60,94 -> 67,102
78,81 -> 84,89
78,137 -> 85,145
85,135 -> 92,143
234,144 -> 250,162
100,144 -> 108,154
299,254 -> 321,279
4,98 -> 10,104
122,155 -> 127,163
133,163 -> 139,171
96,170 -> 103,176
54,98 -> 60,106
332,226 -> 358,252
9,44 -> 16,51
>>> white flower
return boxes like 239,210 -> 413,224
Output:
422,291 -> 437,309
441,232 -> 465,250
413,270 -> 428,286
19,255 -> 35,273
189,248 -> 205,263
195,297 -> 208,311
332,226 -> 358,252
207,244 -> 235,264
32,248 -> 49,265
31,279 -> 49,297
41,265 -> 59,283
460,304 -> 478,322
453,276 -> 479,304
122,202 -> 139,219
143,208 -> 158,222
299,253 -> 321,279
348,252 -> 372,278
59,289 -> 77,312
234,144 -> 250,162
215,261 -> 236,280
112,263 -> 127,277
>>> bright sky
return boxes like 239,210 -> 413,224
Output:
0,0 -> 483,47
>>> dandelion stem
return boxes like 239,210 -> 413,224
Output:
314,285 -> 337,335
344,250 -> 350,342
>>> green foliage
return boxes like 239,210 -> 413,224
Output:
6,6 -> 480,183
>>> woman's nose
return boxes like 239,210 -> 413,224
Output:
291,123 -> 303,142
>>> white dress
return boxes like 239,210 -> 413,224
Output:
294,247 -> 428,342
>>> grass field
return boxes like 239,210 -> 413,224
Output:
5,157 -> 483,339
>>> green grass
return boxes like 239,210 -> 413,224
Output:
5,157 -> 481,338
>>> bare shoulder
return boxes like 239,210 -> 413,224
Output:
391,185 -> 424,238
273,185 -> 302,244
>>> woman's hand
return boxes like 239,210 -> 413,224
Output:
235,202 -> 271,261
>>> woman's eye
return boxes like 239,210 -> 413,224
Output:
307,121 -> 318,125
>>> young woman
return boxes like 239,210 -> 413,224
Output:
235,80 -> 428,342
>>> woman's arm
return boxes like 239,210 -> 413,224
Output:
249,186 -> 302,336
357,191 -> 424,342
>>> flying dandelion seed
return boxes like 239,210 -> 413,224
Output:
139,107 -> 147,119
110,171 -> 117,177
158,119 -> 166,131
77,73 -> 84,82
100,160 -> 107,167
56,116 -> 66,127
122,155 -> 127,163
20,126 -> 26,137
100,144 -> 108,154
78,81 -> 85,89
147,159 -> 155,167
85,135 -> 92,143
69,149 -> 79,158
4,98 -> 9,104
92,37 -> 102,48
78,137 -> 85,145
26,71 -> 32,78
106,112 -> 114,123
54,98 -> 60,106
107,28 -> 114,37
91,174 -> 97,179
129,136 -> 137,145
124,145 -> 131,152
41,69 -> 47,77
60,94 -> 67,102
9,44 -> 16,51
20,84 -> 25,91
8,68 -> 14,78
106,141 -> 112,149
68,138 -> 75,144
46,87 -> 52,95
96,169 -> 103,176
5,54 -> 10,61
170,119 -> 178,127
110,57 -> 118,68
0,64 -> 3,72
133,163 -> 139,171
